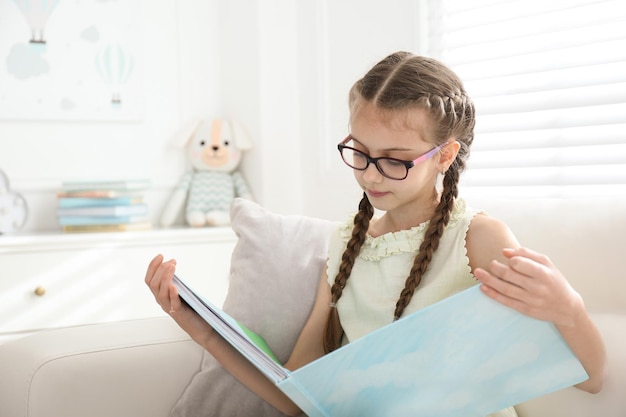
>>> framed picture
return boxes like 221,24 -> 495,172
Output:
0,0 -> 143,121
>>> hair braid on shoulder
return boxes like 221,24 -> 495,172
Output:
392,174 -> 459,320
323,193 -> 374,353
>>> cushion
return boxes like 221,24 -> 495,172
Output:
170,198 -> 339,417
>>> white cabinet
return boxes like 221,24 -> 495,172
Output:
0,227 -> 237,343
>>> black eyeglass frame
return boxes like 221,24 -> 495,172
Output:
337,136 -> 447,180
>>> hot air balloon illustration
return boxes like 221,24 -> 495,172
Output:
12,0 -> 60,44
95,44 -> 134,106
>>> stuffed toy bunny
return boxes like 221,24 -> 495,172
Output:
160,118 -> 253,227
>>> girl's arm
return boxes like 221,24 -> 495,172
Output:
144,254 -> 332,416
466,215 -> 608,394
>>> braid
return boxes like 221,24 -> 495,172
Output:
323,193 -> 374,353
393,169 -> 459,320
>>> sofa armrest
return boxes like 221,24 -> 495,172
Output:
0,317 -> 203,417
515,313 -> 626,417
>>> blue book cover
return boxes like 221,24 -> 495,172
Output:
174,276 -> 588,417
57,197 -> 144,208
57,215 -> 149,226
56,203 -> 148,217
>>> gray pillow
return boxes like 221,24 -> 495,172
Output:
170,198 -> 339,417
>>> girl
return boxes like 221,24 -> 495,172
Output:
146,52 -> 607,416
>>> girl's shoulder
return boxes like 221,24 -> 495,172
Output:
466,210 -> 521,270
466,208 -> 517,244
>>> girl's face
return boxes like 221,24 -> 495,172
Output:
349,104 -> 443,215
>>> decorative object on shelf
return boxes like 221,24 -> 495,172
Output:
56,179 -> 151,233
160,118 -> 254,228
0,169 -> 28,234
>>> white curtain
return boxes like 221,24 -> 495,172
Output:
424,0 -> 626,198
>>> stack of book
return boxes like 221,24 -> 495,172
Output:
56,179 -> 152,233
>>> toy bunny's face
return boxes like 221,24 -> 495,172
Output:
187,119 -> 242,172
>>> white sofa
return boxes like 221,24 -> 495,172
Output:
0,197 -> 625,417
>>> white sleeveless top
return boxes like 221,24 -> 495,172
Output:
326,198 -> 481,343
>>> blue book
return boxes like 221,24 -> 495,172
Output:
58,197 -> 144,208
56,204 -> 148,217
173,276 -> 588,417
57,215 -> 149,226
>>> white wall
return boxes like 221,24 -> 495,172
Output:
0,0 -> 425,232
217,0 -> 304,216
219,0 -> 427,220
295,0 -> 425,221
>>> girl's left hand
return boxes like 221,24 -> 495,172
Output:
473,247 -> 585,327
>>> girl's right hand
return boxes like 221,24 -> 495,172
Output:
144,254 -> 215,346
146,255 -> 301,415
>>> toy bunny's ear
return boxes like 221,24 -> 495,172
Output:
229,120 -> 253,150
168,118 -> 203,147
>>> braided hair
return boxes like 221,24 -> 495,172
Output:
323,52 -> 476,353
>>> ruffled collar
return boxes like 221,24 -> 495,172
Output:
338,199 -> 467,261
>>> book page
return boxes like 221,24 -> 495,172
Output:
173,274 -> 288,382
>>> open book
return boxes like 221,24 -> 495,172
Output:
173,274 -> 588,417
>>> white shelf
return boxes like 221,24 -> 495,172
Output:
0,226 -> 236,254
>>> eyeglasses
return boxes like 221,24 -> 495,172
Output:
337,136 -> 446,180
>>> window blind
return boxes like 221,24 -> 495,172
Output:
424,0 -> 626,198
